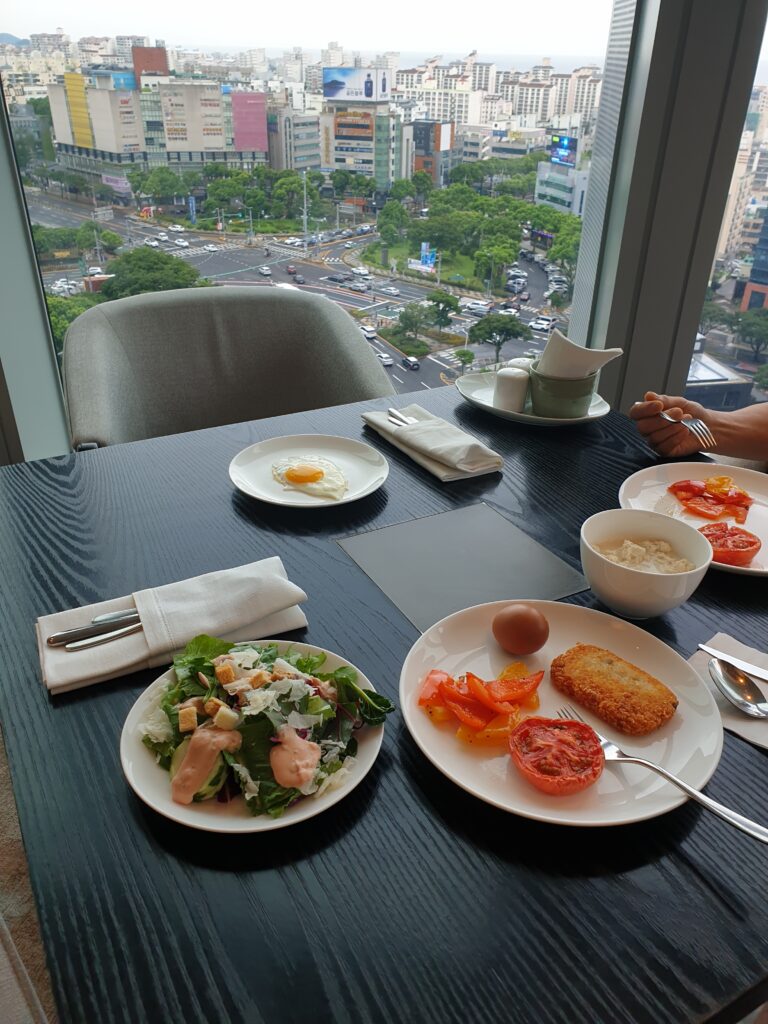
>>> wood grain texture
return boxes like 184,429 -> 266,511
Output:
0,386 -> 766,1024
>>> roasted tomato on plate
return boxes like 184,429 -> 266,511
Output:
668,476 -> 752,524
698,522 -> 762,567
508,717 -> 604,796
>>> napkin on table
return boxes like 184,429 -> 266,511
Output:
688,632 -> 768,751
363,403 -> 503,482
537,328 -> 623,379
36,556 -> 308,695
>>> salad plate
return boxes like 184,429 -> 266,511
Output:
455,372 -> 610,426
121,638 -> 388,833
400,600 -> 722,827
229,434 -> 389,508
619,462 -> 768,576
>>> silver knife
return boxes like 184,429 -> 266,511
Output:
92,609 -> 140,625
47,611 -> 141,647
64,622 -> 143,651
698,644 -> 768,684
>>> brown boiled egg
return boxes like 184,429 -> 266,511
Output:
492,604 -> 550,655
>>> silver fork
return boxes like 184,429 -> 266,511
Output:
658,410 -> 717,450
557,705 -> 768,843
388,407 -> 418,427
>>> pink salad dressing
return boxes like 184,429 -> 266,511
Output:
269,726 -> 321,789
171,726 -> 242,805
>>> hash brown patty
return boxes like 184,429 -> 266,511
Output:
550,643 -> 678,735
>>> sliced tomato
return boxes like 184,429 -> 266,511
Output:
699,522 -> 762,567
724,504 -> 749,525
424,704 -> 453,725
521,691 -> 541,711
442,695 -> 494,730
508,717 -> 604,796
668,479 -> 706,497
682,496 -> 727,520
457,710 -> 521,746
703,476 -> 752,506
487,670 -> 544,704
418,669 -> 453,707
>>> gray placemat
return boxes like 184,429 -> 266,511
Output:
339,503 -> 587,632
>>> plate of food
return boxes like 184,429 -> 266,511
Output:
400,600 -> 722,827
619,463 -> 767,575
121,635 -> 395,832
455,372 -> 610,426
229,434 -> 389,507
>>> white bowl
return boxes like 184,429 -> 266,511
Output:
580,508 -> 712,619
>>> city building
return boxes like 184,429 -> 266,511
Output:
685,335 -> 754,409
114,36 -> 149,67
403,120 -> 456,186
456,125 -> 491,161
489,125 -> 547,158
76,37 -> 113,66
267,107 -> 321,171
132,45 -> 169,81
740,213 -> 768,310
715,129 -> 754,260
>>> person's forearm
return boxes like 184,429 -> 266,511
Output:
708,404 -> 768,460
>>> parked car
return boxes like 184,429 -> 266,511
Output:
518,291 -> 530,302
497,308 -> 520,317
286,265 -> 297,274
327,273 -> 348,283
348,281 -> 370,292
528,316 -> 558,332
157,233 -> 169,242
376,353 -> 394,366
344,241 -> 355,248
401,356 -> 420,370
380,285 -> 400,296
340,229 -> 354,237
87,266 -> 103,275
203,244 -> 218,253
258,265 -> 272,276
174,238 -> 189,248
144,238 -> 159,247
168,224 -> 185,233
351,267 -> 370,277
294,274 -> 306,284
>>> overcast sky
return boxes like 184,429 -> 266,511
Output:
6,1 -> 616,58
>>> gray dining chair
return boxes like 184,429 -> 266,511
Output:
62,286 -> 396,448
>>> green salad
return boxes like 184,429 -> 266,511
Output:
139,635 -> 395,818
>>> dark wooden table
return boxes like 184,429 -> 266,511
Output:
0,386 -> 766,1024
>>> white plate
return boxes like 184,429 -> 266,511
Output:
400,600 -> 722,827
120,640 -> 384,833
229,434 -> 389,507
619,462 -> 768,576
456,372 -> 610,426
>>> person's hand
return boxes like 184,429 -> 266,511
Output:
629,391 -> 715,457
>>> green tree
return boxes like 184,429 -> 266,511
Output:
390,178 -> 415,202
100,248 -> 202,300
734,309 -> 768,362
425,289 -> 460,333
754,364 -> 768,389
271,174 -> 304,219
144,167 -> 183,203
330,169 -> 352,196
45,294 -> 104,355
12,131 -> 36,170
28,97 -> 51,118
474,242 -> 518,289
98,230 -> 123,253
411,170 -> 434,205
202,163 -> 231,180
397,302 -> 434,342
454,348 -> 475,370
76,222 -> 123,253
468,313 -> 532,364
547,215 -> 582,292
548,291 -> 568,311
699,301 -> 733,334
31,226 -> 79,255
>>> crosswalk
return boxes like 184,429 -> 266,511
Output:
429,350 -> 464,369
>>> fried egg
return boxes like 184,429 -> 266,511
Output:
271,457 -> 348,500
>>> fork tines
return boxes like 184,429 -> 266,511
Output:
557,704 -> 585,722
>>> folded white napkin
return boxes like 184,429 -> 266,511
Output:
537,329 -> 623,379
36,557 -> 308,695
688,632 -> 768,751
363,404 -> 503,482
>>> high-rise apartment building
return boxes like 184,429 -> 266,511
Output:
320,82 -> 403,189
321,42 -> 344,66
114,36 -> 149,67
29,32 -> 71,58
77,38 -> 114,66
267,107 -> 321,171
715,130 -> 754,260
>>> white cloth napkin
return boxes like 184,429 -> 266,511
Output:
537,328 -> 623,379
688,632 -> 768,751
362,404 -> 503,481
36,557 -> 308,695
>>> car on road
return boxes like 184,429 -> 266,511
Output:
360,325 -> 377,340
344,241 -> 355,248
518,291 -> 530,302
168,224 -> 185,233
379,285 -> 400,296
157,233 -> 169,242
258,265 -> 272,276
286,264 -> 297,274
376,353 -> 394,366
87,266 -> 103,275
497,308 -> 520,317
174,238 -> 190,248
528,316 -> 557,332
203,244 -> 218,253
294,274 -> 306,284
144,238 -> 159,247
340,229 -> 354,237
351,267 -> 370,277
348,281 -> 370,292
401,356 -> 420,371
327,273 -> 348,284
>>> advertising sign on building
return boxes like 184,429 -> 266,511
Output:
550,134 -> 578,167
323,67 -> 388,103
93,206 -> 114,222
187,194 -> 196,224
101,173 -> 131,193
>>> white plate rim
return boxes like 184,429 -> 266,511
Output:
456,373 -> 610,426
618,461 -> 768,576
399,599 -> 723,827
228,434 -> 389,507
120,639 -> 384,833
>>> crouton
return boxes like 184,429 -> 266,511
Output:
214,662 -> 236,685
550,644 -> 678,735
204,697 -> 227,718
249,669 -> 271,688
178,706 -> 198,733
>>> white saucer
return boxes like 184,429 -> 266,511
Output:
456,372 -> 610,426
229,434 -> 389,507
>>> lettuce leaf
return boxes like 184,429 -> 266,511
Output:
235,716 -> 299,818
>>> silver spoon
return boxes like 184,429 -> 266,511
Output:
708,657 -> 768,719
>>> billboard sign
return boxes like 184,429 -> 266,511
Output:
323,67 -> 388,102
550,134 -> 577,167
187,194 -> 196,224
101,173 -> 131,193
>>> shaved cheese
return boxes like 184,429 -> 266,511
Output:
139,684 -> 173,743
314,756 -> 358,798
268,677 -> 314,703
241,688 -> 280,717
286,710 -> 325,731
231,763 -> 260,798
320,740 -> 346,765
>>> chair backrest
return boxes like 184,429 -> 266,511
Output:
62,286 -> 396,447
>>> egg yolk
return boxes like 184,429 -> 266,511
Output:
285,464 -> 325,484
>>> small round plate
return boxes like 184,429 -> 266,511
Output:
456,372 -> 610,426
619,462 -> 768,576
120,639 -> 385,833
400,600 -> 722,827
229,434 -> 389,507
